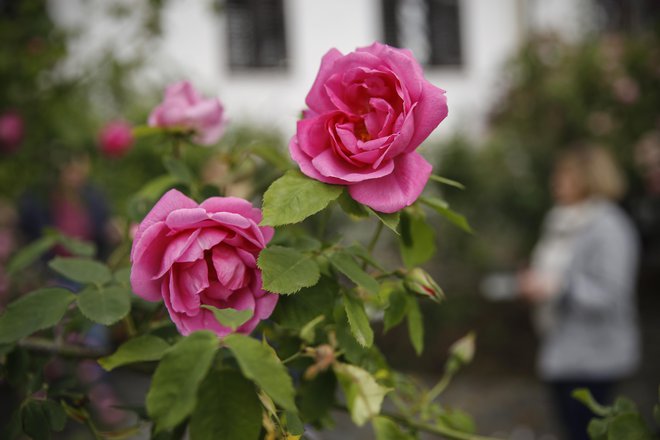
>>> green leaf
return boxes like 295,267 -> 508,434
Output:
334,362 -> 390,426
338,190 -> 369,218
587,418 -> 608,440
437,408 -> 476,433
271,277 -> 337,329
48,257 -> 112,285
283,410 -> 305,436
373,416 -> 414,440
346,243 -> 386,271
607,412 -> 652,440
224,334 -> 297,412
399,210 -> 436,268
77,285 -> 131,325
368,208 -> 400,235
250,144 -> 292,172
343,293 -> 374,348
0,288 -> 75,344
98,335 -> 170,371
405,296 -> 424,356
6,235 -> 57,275
261,170 -> 343,226
299,371 -> 337,422
163,157 -> 194,186
136,174 -> 179,200
56,235 -> 96,258
572,389 -> 611,417
21,399 -> 67,440
419,196 -> 472,234
383,287 -> 408,333
328,251 -> 379,295
429,174 -> 465,190
147,331 -> 218,431
653,403 -> 660,425
299,315 -> 325,344
114,267 -> 131,286
189,370 -> 262,440
201,306 -> 253,330
258,246 -> 320,294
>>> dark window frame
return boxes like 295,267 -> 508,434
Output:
382,0 -> 463,68
225,0 -> 288,72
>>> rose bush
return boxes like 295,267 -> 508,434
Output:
130,189 -> 277,337
98,120 -> 134,158
148,80 -> 225,146
289,42 -> 448,213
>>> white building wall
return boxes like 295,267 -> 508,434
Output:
49,0 -> 594,141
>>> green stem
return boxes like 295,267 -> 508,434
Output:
334,404 -> 502,440
366,221 -> 384,254
382,408 -> 502,440
426,370 -> 454,403
281,351 -> 303,364
18,337 -> 107,359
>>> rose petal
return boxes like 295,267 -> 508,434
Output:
212,246 -> 248,290
348,152 -> 432,213
132,189 -> 197,251
311,149 -> 395,182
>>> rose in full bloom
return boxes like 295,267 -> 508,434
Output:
98,121 -> 134,158
0,111 -> 24,153
148,81 -> 226,146
130,189 -> 276,337
290,42 -> 448,213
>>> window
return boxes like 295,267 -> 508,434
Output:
225,0 -> 288,70
382,0 -> 462,67
594,0 -> 659,33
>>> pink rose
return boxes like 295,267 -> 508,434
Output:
290,42 -> 448,213
148,81 -> 226,146
98,120 -> 134,158
130,189 -> 276,337
0,111 -> 24,153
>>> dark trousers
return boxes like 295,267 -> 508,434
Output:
549,379 -> 615,440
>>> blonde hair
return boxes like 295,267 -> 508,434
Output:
557,146 -> 627,200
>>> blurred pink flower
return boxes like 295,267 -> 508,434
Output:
98,120 -> 134,158
148,81 -> 226,146
0,111 -> 24,153
290,42 -> 447,213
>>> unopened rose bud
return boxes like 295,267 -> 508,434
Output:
98,120 -> 134,158
446,332 -> 476,374
404,268 -> 444,302
0,111 -> 24,153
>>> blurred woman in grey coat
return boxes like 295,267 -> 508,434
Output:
518,146 -> 640,440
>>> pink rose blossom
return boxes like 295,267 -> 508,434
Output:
130,189 -> 276,337
98,120 -> 134,158
148,81 -> 226,146
290,42 -> 448,213
0,111 -> 24,153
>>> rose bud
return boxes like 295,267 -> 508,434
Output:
98,120 -> 134,158
0,111 -> 24,153
404,268 -> 444,302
